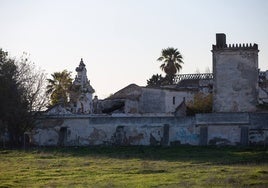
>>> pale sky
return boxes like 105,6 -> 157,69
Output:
1,0 -> 267,98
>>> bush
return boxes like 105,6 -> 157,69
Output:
186,93 -> 212,115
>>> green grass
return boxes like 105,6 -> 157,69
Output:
0,146 -> 267,187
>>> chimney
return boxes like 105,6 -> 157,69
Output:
216,33 -> 226,47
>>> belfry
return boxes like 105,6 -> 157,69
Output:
70,58 -> 95,113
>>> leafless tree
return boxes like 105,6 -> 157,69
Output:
16,52 -> 48,112
0,50 -> 49,146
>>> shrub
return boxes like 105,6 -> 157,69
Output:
186,93 -> 212,115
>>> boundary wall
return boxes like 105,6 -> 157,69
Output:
31,113 -> 268,146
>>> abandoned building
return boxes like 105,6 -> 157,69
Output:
31,33 -> 268,146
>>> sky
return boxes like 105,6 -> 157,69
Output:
0,0 -> 267,98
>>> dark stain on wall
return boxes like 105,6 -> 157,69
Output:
112,126 -> 128,145
161,124 -> 169,146
249,129 -> 268,145
150,133 -> 160,146
89,128 -> 107,144
170,140 -> 181,146
209,137 -> 231,146
128,133 -> 144,144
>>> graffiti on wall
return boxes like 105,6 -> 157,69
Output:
175,127 -> 199,145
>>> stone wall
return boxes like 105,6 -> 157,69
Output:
139,88 -> 166,113
104,84 -> 197,115
196,113 -> 268,145
164,90 -> 195,114
139,87 -> 195,114
32,116 -> 197,146
31,113 -> 268,146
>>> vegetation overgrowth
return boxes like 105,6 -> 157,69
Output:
0,146 -> 267,187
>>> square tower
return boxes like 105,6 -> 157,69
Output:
212,34 -> 259,112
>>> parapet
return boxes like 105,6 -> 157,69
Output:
213,43 -> 258,50
212,33 -> 258,51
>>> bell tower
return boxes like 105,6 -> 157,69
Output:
70,58 -> 95,114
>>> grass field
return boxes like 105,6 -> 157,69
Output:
0,146 -> 267,187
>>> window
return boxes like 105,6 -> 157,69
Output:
173,96 -> 175,105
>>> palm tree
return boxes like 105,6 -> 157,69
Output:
157,47 -> 184,76
46,70 -> 73,106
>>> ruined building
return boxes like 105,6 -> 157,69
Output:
46,58 -> 95,115
46,37 -> 267,116
31,33 -> 268,146
69,58 -> 95,114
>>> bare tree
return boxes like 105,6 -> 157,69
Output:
0,49 -> 48,146
16,52 -> 48,111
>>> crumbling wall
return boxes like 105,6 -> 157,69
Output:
207,126 -> 241,145
139,88 -> 195,114
164,90 -> 195,114
32,116 -> 197,146
196,113 -> 246,145
124,100 -> 139,114
213,50 -> 259,112
169,117 -> 198,145
248,113 -> 268,145
139,88 -> 166,113
31,113 -> 268,146
196,113 -> 268,146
